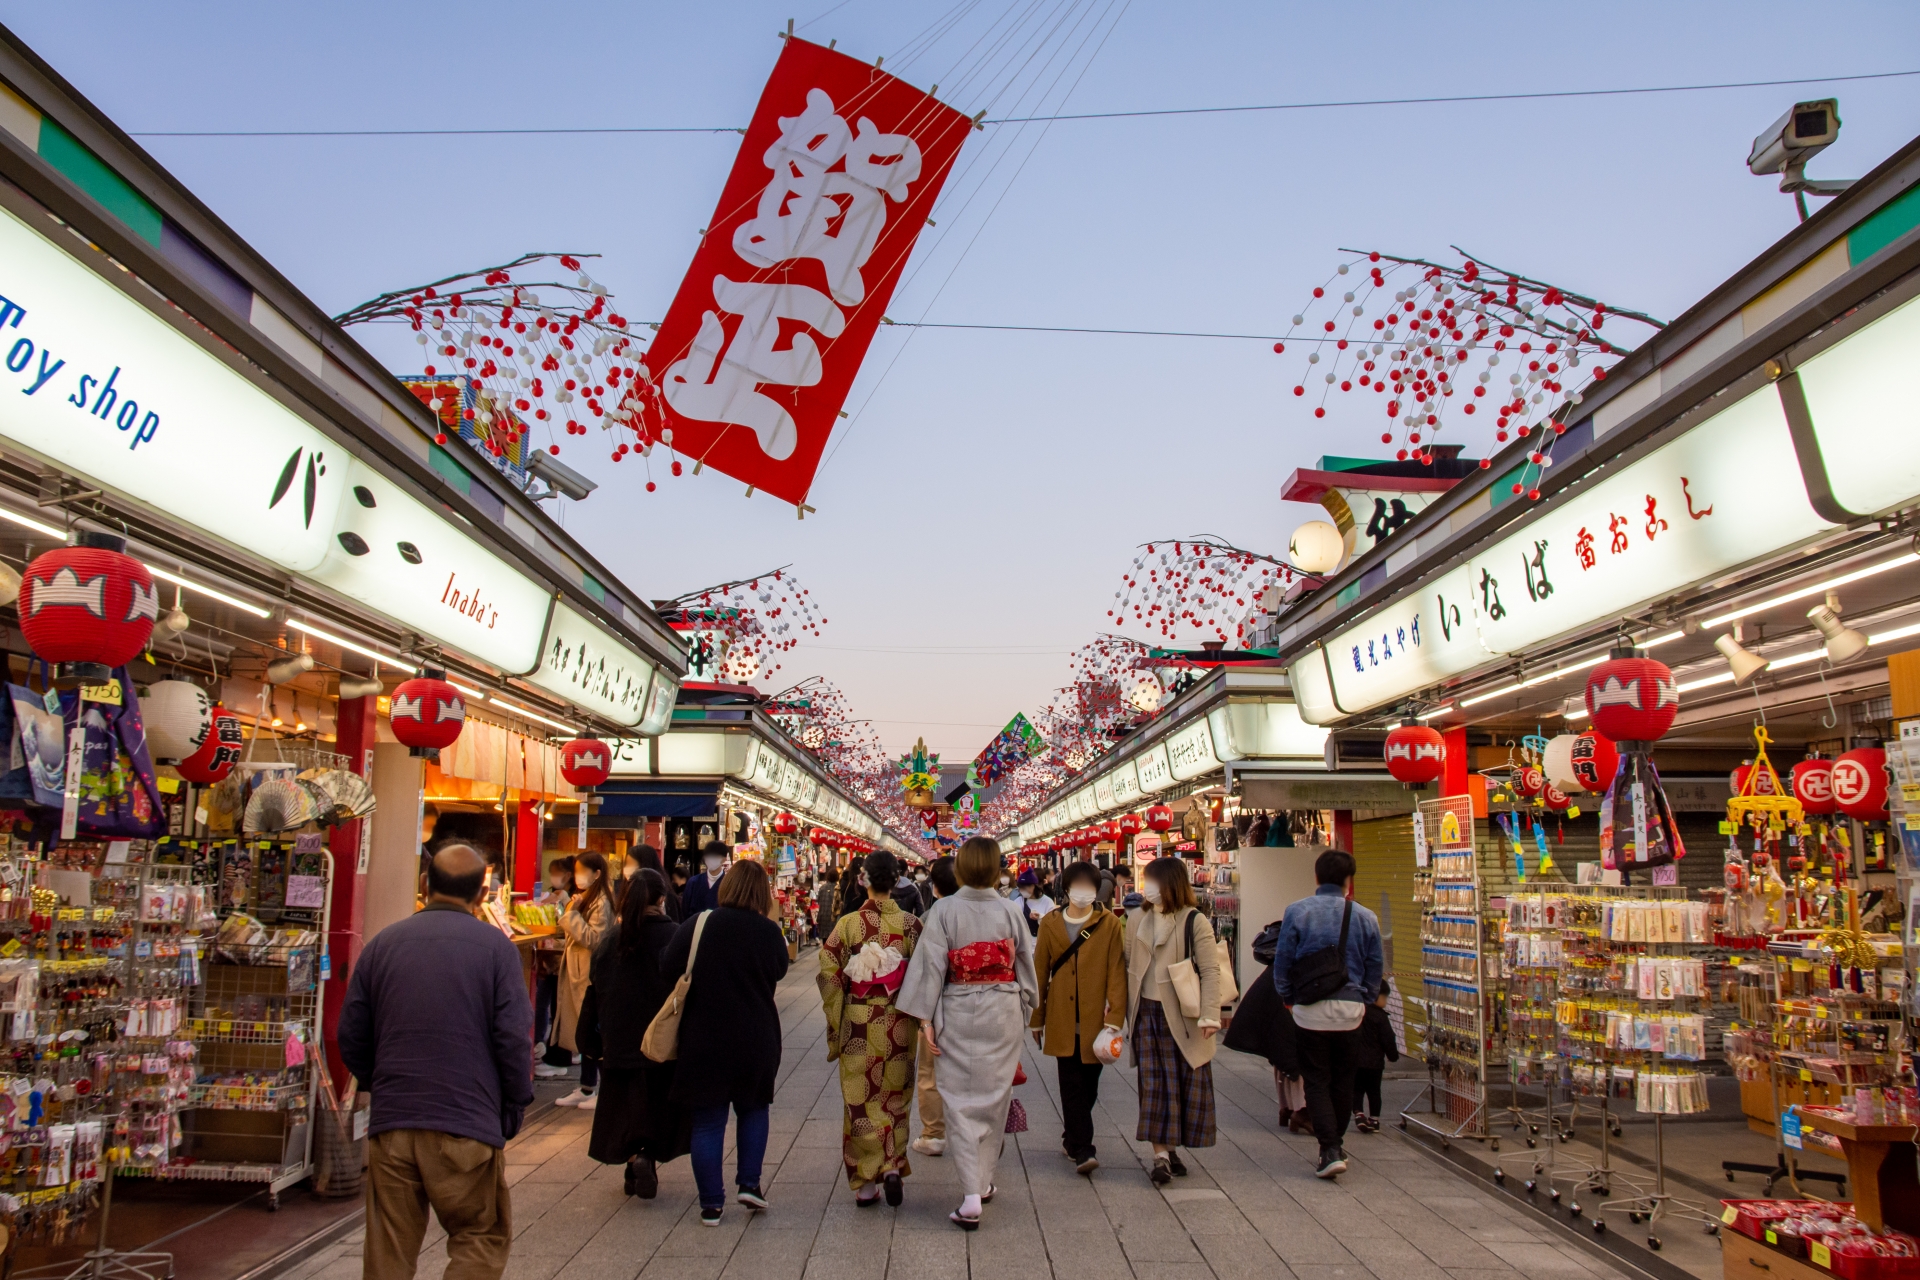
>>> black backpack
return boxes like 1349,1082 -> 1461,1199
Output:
1287,900 -> 1353,1006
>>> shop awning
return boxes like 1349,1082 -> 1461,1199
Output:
597,781 -> 721,818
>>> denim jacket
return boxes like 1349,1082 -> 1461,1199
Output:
1271,884 -> 1384,1007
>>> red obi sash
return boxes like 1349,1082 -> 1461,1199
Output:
849,965 -> 906,999
948,939 -> 1016,985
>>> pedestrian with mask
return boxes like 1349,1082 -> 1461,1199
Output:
679,842 -> 728,917
896,838 -> 1036,1231
911,855 -> 958,1157
818,852 -> 923,1207
1270,848 -> 1384,1179
532,857 -> 573,1077
629,844 -> 679,921
551,852 -> 612,1107
1030,861 -> 1126,1176
1126,857 -> 1222,1185
586,869 -> 689,1197
1013,869 -> 1054,937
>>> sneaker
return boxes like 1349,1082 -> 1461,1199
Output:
555,1088 -> 593,1107
1315,1147 -> 1349,1179
912,1136 -> 945,1156
737,1184 -> 768,1212
700,1206 -> 723,1227
1167,1151 -> 1188,1177
1076,1155 -> 1099,1177
1150,1156 -> 1172,1185
578,1093 -> 597,1111
533,1063 -> 569,1079
1358,1116 -> 1381,1134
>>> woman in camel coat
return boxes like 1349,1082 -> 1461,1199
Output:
1126,856 -> 1222,1184
551,850 -> 613,1107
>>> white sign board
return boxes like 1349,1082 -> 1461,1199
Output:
524,599 -> 654,727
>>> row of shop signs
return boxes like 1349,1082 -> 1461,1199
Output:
601,730 -> 883,843
0,194 -> 676,731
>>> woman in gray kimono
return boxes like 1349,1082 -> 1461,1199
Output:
896,836 -> 1037,1231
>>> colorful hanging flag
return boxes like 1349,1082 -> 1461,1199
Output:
973,712 -> 1048,787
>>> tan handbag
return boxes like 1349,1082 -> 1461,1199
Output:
640,911 -> 710,1063
1167,909 -> 1237,1019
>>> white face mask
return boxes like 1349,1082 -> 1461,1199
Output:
1067,886 -> 1097,908
1000,878 -> 1010,888
704,855 -> 724,873
1141,883 -> 1162,905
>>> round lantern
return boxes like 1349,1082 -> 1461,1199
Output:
1383,724 -> 1446,785
1583,654 -> 1677,744
1731,761 -> 1780,797
1832,747 -> 1889,822
143,679 -> 212,764
177,705 -> 244,785
560,736 -> 611,790
1145,804 -> 1175,832
1119,812 -> 1145,836
1569,731 -> 1620,793
1790,759 -> 1836,816
1541,781 -> 1572,813
807,826 -> 825,844
1098,820 -> 1120,842
388,669 -> 466,756
1288,520 -> 1344,575
1542,735 -> 1581,793
1515,763 -> 1546,798
19,532 -> 158,676
770,811 -> 799,837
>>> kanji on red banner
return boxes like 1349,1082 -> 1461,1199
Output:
637,38 -> 971,505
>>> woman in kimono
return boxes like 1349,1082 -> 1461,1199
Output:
897,836 -> 1037,1231
818,851 -> 923,1207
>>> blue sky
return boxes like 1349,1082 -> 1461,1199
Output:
7,1 -> 1918,760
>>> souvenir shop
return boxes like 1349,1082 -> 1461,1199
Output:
1272,138 -> 1920,1270
0,46 -> 696,1275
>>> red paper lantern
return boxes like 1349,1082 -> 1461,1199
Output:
560,736 -> 612,789
807,827 -> 826,844
177,705 -> 244,784
1584,655 -> 1677,743
389,670 -> 466,755
1119,812 -> 1145,836
1832,747 -> 1889,822
770,811 -> 799,837
1515,763 -> 1546,798
1569,732 -> 1619,792
1541,782 -> 1572,812
1731,761 -> 1780,797
1383,724 -> 1446,785
1791,759 -> 1836,816
1145,804 -> 1175,832
1098,820 -> 1120,842
19,532 -> 157,674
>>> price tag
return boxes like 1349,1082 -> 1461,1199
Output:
1800,1067 -> 1815,1081
1567,806 -> 1581,819
1812,1243 -> 1832,1268
1718,821 -> 1736,835
1767,1228 -> 1781,1243
78,679 -> 121,706
1722,1206 -> 1739,1225
156,776 -> 179,795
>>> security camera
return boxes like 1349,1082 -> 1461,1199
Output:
1749,100 -> 1853,216
526,449 -> 598,503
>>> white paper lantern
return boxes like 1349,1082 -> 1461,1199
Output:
1288,520 -> 1344,574
1542,734 -> 1581,794
144,679 -> 212,764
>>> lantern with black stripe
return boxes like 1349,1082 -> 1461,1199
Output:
19,531 -> 158,679
389,668 -> 466,759
1585,646 -> 1685,875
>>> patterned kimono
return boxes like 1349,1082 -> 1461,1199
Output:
819,899 -> 924,1190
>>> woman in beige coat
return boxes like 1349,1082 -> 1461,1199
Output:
1126,856 -> 1221,1184
554,850 -> 613,1109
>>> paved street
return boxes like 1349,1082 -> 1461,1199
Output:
285,955 -> 1641,1280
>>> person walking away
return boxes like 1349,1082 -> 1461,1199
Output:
587,869 -> 689,1198
911,856 -> 958,1156
339,844 -> 532,1280
1270,848 -> 1384,1179
897,837 -> 1036,1231
1352,980 -> 1400,1133
532,857 -> 573,1076
629,844 -> 679,921
890,868 -> 924,918
1222,917 -> 1309,1132
836,861 -> 869,923
819,852 -> 923,1207
1014,869 -> 1054,936
1030,861 -> 1125,1176
1127,856 -> 1222,1185
662,861 -> 790,1226
679,842 -> 728,916
549,852 -> 612,1108
814,869 -> 839,942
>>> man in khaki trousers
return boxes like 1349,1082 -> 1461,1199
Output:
340,845 -> 534,1280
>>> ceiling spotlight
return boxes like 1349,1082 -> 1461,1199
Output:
1808,595 -> 1869,664
267,652 -> 315,684
339,675 -> 384,700
1715,632 -> 1768,685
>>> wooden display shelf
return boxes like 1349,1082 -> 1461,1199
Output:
1723,1227 -> 1833,1280
1798,1110 -> 1920,1234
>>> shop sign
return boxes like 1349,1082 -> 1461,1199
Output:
654,730 -> 740,775
524,599 -> 654,727
1215,700 -> 1330,760
1093,773 -> 1117,812
1303,562 -> 1483,724
1134,743 -> 1173,793
1108,760 -> 1143,807
607,736 -> 649,776
1132,832 -> 1162,857
1166,717 -> 1223,782
636,671 -> 680,737
1794,291 -> 1920,518
1074,787 -> 1097,820
743,734 -> 785,793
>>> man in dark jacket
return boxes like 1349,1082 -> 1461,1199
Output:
679,842 -> 728,916
339,844 -> 533,1280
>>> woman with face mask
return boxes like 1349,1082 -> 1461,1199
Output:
1125,856 -> 1222,1184
553,850 -> 613,1108
1028,861 -> 1127,1176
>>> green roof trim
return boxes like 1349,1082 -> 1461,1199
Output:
427,445 -> 471,496
37,119 -> 161,247
1848,180 -> 1920,268
580,573 -> 607,604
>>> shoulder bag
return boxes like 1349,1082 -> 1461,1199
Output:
1048,915 -> 1100,978
640,910 -> 710,1063
1167,908 -> 1239,1019
1288,899 -> 1354,1007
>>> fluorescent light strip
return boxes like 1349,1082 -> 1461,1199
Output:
145,565 -> 271,619
1565,707 -> 1588,721
0,507 -> 67,539
489,697 -> 578,734
285,619 -> 419,671
1416,705 -> 1455,721
1761,648 -> 1825,671
1640,631 -> 1684,648
1870,622 -> 1920,645
448,681 -> 491,703
1676,670 -> 1737,694
1703,554 -> 1919,628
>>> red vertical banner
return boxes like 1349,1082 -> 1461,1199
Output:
637,38 -> 972,506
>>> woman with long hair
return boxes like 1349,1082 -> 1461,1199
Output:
552,850 -> 612,1108
661,861 -> 790,1227
587,869 -> 689,1196
1126,856 -> 1222,1184
818,851 -> 923,1207
896,837 -> 1037,1231
630,843 -> 680,920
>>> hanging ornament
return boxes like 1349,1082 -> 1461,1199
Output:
177,705 -> 244,784
18,532 -> 158,677
1144,804 -> 1175,832
1514,763 -> 1546,799
1541,781 -> 1572,813
389,669 -> 466,757
1791,758 -> 1837,816
1569,731 -> 1620,793
1542,734 -> 1582,793
1832,747 -> 1889,822
1383,723 -> 1446,785
560,735 -> 612,790
1584,652 -> 1677,744
1590,649 -> 1683,875
143,679 -> 212,764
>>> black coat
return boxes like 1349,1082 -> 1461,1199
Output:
589,915 -> 680,1069
661,906 -> 789,1109
1222,961 -> 1300,1076
890,881 -> 923,917
1356,1002 -> 1401,1072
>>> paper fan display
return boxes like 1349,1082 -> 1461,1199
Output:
300,769 -> 376,823
242,778 -> 320,835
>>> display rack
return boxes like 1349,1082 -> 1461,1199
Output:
1403,794 -> 1494,1146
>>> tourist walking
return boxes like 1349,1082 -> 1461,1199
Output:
1352,980 -> 1400,1133
1013,868 -> 1054,936
1223,918 -> 1310,1132
1030,861 -> 1126,1176
679,842 -> 728,916
551,852 -> 612,1107
813,869 -> 839,941
1126,856 -> 1222,1185
661,861 -> 790,1226
1270,848 -> 1384,1179
629,844 -> 679,921
897,837 -> 1037,1231
818,851 -> 923,1207
586,869 -> 689,1198
339,844 -> 532,1280
911,855 -> 958,1156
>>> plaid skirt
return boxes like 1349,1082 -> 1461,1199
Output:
1134,998 -> 1216,1147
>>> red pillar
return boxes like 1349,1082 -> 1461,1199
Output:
1442,726 -> 1470,797
514,799 -> 543,895
1332,809 -> 1354,853
324,694 -> 378,1091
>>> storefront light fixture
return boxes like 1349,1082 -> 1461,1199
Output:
1703,554 -> 1917,629
0,506 -> 66,539
1675,670 -> 1737,694
286,619 -> 418,671
144,565 -> 271,619
489,696 -> 577,734
1416,705 -> 1455,721
1807,598 -> 1869,664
